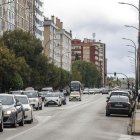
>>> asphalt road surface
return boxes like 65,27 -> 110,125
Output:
1,94 -> 140,140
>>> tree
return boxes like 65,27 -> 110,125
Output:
0,47 -> 30,92
72,60 -> 102,87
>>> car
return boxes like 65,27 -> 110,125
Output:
44,92 -> 62,107
101,88 -> 110,94
106,95 -> 133,117
0,94 -> 24,128
107,90 -> 132,101
83,88 -> 89,94
89,88 -> 95,94
41,87 -> 53,92
0,100 -> 3,132
9,90 -> 23,95
59,92 -> 66,105
22,90 -> 42,110
39,91 -> 49,101
14,95 -> 33,124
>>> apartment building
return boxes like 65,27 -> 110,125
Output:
34,0 -> 44,42
0,0 -> 44,42
44,16 -> 72,71
72,38 -> 107,86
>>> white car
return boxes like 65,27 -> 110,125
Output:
0,101 -> 3,132
14,95 -> 33,124
44,92 -> 62,107
83,88 -> 89,94
22,90 -> 42,110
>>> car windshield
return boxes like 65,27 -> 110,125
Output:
0,95 -> 14,105
110,92 -> 129,97
110,96 -> 129,103
70,83 -> 80,91
10,91 -> 23,95
14,96 -> 28,104
46,94 -> 59,97
23,91 -> 38,98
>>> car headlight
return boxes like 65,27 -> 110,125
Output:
4,108 -> 16,115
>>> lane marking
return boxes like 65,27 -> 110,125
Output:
6,116 -> 52,140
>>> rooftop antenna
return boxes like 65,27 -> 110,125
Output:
92,33 -> 96,41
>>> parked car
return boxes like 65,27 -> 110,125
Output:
83,88 -> 89,94
106,95 -> 133,117
0,94 -> 24,127
107,90 -> 132,101
14,95 -> 33,124
0,100 -> 3,132
22,90 -> 42,110
44,92 -> 62,107
59,92 -> 66,105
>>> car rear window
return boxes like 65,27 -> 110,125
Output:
111,92 -> 129,97
110,96 -> 129,102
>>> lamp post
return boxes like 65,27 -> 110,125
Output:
119,1 -> 140,93
122,38 -> 137,90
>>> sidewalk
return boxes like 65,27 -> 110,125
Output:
128,102 -> 140,135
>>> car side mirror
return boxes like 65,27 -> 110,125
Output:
16,102 -> 22,106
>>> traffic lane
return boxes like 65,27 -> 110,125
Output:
3,94 -> 133,140
0,94 -> 99,140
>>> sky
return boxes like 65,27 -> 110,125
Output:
43,0 -> 138,78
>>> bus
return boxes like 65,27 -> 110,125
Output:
69,81 -> 82,101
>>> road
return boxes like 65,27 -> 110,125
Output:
0,94 -> 140,140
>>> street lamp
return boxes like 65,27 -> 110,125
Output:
119,1 -> 140,92
124,25 -> 138,31
122,38 -> 137,89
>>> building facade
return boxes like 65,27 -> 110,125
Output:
34,0 -> 44,42
44,16 -> 72,71
0,0 -> 44,42
72,38 -> 107,86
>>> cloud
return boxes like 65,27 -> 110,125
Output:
44,0 -> 138,78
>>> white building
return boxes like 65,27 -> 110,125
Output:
0,0 -> 44,43
34,0 -> 44,43
44,16 -> 72,72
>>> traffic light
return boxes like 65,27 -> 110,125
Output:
114,72 -> 116,76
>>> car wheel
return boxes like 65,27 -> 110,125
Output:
19,115 -> 24,126
0,115 -> 3,132
12,116 -> 17,128
128,113 -> 132,117
39,104 -> 42,110
36,104 -> 39,110
106,111 -> 110,116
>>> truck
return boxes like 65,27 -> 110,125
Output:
69,81 -> 82,101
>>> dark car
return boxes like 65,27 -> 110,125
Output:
0,100 -> 3,132
107,90 -> 132,101
106,95 -> 133,117
0,94 -> 24,127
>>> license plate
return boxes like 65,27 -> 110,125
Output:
115,104 -> 123,107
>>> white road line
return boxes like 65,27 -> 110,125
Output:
118,134 -> 140,140
6,116 -> 52,140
